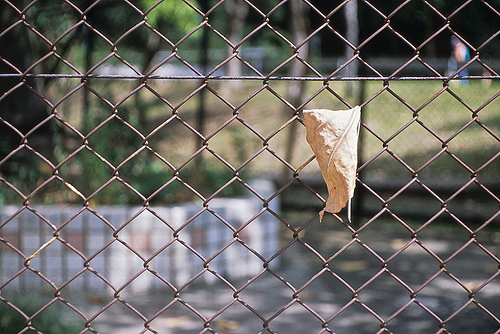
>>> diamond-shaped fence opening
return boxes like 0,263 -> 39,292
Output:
1,0 -> 499,333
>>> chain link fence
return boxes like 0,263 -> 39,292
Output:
1,0 -> 499,333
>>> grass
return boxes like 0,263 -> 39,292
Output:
1,78 -> 498,205
0,295 -> 83,334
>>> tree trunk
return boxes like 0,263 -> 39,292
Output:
344,0 -> 359,96
223,0 -> 248,92
282,0 -> 309,179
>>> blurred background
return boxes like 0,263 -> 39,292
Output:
0,1 -> 499,333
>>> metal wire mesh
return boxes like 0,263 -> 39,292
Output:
1,0 -> 499,333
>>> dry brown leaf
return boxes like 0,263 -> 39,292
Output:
303,106 -> 361,221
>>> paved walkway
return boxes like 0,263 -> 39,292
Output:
86,214 -> 500,333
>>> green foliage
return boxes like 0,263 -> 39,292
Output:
0,154 -> 52,206
0,298 -> 82,334
140,0 -> 201,34
51,100 -> 248,205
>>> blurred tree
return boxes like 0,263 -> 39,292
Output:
282,0 -> 309,179
344,0 -> 359,94
223,0 -> 249,91
135,0 -> 201,129
1,0 -> 498,204
314,0 -> 500,58
138,0 -> 201,72
0,1 -> 53,189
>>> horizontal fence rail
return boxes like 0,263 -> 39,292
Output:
1,0 -> 499,333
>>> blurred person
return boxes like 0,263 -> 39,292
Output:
447,36 -> 470,85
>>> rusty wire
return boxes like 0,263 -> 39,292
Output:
1,0 -> 500,333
